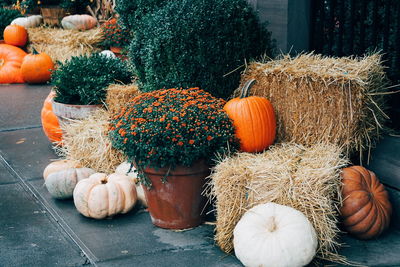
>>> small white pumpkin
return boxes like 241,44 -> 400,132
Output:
73,173 -> 137,219
61,15 -> 97,30
43,160 -> 95,199
11,15 -> 43,28
100,50 -> 116,58
115,161 -> 147,207
233,203 -> 317,267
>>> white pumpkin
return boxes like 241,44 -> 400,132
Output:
11,15 -> 42,28
233,203 -> 317,267
73,173 -> 137,219
61,15 -> 97,30
115,161 -> 147,207
43,160 -> 95,199
100,50 -> 116,58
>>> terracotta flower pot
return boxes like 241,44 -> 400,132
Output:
142,160 -> 210,229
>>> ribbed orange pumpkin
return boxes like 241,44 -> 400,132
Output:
224,79 -> 276,152
340,166 -> 392,239
41,91 -> 62,144
21,49 -> 54,84
4,24 -> 28,47
0,44 -> 26,84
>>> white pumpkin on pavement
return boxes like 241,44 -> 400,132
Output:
11,15 -> 42,28
43,160 -> 95,199
233,203 -> 317,267
115,161 -> 147,207
73,173 -> 137,219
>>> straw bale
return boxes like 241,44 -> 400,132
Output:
105,83 -> 141,116
238,53 -> 388,162
59,109 -> 126,173
207,143 -> 348,263
27,27 -> 104,63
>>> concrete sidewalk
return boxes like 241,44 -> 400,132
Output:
1,84 -> 399,267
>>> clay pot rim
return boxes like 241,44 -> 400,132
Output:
138,159 -> 210,176
51,99 -> 103,108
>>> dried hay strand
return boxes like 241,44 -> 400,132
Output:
106,83 -> 141,116
207,143 -> 349,263
239,53 -> 389,162
27,27 -> 104,63
59,109 -> 126,173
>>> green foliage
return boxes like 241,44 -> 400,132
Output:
109,88 -> 238,186
0,8 -> 20,39
115,0 -> 167,30
19,0 -> 91,13
128,0 -> 274,99
52,54 -> 133,105
101,18 -> 132,48
0,0 -> 14,7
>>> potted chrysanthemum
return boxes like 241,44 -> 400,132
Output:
108,87 -> 238,229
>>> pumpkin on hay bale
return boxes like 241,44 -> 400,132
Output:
105,83 -> 141,116
239,53 -> 389,163
206,143 -> 349,263
26,27 -> 104,63
58,109 -> 126,174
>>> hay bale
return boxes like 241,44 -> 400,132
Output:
239,53 -> 388,162
59,109 -> 126,173
105,83 -> 141,116
207,143 -> 348,263
27,27 -> 104,63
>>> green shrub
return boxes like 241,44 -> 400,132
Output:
128,0 -> 274,99
52,54 -> 133,105
0,8 -> 21,39
115,0 -> 167,30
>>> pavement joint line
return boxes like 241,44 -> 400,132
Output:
0,125 -> 42,133
0,151 -> 99,266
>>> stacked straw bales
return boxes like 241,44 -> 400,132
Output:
59,109 -> 126,173
207,143 -> 348,263
27,27 -> 104,63
106,83 -> 141,116
239,53 -> 388,162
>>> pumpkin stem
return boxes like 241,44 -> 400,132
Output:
240,79 -> 256,99
32,48 -> 39,55
101,178 -> 108,184
266,216 -> 277,232
0,59 -> 4,67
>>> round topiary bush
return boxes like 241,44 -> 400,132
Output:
0,8 -> 21,39
51,54 -> 133,105
115,0 -> 166,31
127,0 -> 274,99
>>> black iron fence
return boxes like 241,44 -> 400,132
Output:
310,0 -> 400,129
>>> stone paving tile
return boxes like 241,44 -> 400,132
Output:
0,160 -> 17,184
0,182 -> 90,267
0,84 -> 51,131
96,247 -> 241,267
0,128 -> 58,180
29,177 -> 225,264
339,227 -> 400,266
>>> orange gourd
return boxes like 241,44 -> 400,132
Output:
41,91 -> 62,144
0,44 -> 26,84
21,49 -> 54,84
340,166 -> 392,239
4,24 -> 28,47
224,80 -> 276,152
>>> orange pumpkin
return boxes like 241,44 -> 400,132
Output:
41,91 -> 62,144
21,49 -> 54,84
0,44 -> 27,84
340,166 -> 392,239
223,79 -> 276,152
4,24 -> 28,47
